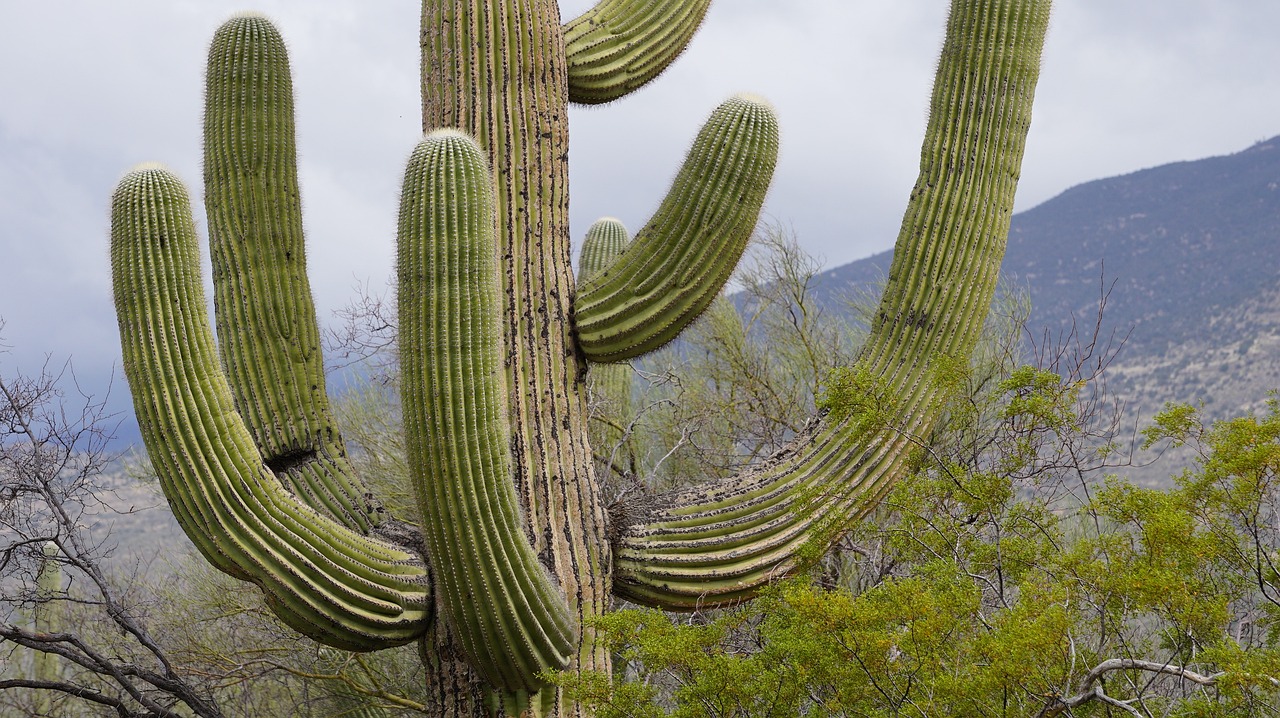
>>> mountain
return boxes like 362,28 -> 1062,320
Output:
813,136 -> 1280,482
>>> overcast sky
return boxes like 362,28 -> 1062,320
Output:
3,1 -> 1279,441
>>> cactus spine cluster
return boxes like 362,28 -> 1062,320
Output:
110,0 -> 1052,711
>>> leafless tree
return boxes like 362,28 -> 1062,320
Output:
0,325 -> 224,717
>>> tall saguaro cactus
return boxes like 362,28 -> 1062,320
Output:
110,0 -> 1052,714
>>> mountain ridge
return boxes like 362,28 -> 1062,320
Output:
811,135 -> 1280,481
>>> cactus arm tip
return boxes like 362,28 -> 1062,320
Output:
574,93 -> 779,362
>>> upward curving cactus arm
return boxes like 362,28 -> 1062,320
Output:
399,130 -> 578,694
204,14 -> 383,534
564,0 -> 713,105
111,165 -> 433,650
573,94 -> 779,363
608,0 -> 1053,609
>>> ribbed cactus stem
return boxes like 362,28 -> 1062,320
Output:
610,0 -> 1052,608
204,14 -> 378,532
579,218 -> 635,460
564,0 -> 713,105
111,164 -> 433,650
32,542 -> 60,713
574,94 -> 779,362
398,130 -> 578,693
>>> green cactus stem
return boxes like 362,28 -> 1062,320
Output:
111,163 -> 433,650
32,542 -> 61,714
399,129 -> 578,693
564,0 -> 713,105
204,13 -> 378,534
608,0 -> 1052,608
574,94 -> 779,362
578,218 -> 635,465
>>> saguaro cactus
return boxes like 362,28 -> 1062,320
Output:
110,0 -> 1052,714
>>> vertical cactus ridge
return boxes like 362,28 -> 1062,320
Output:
203,14 -> 376,533
563,0 -> 713,105
111,165 -> 433,650
398,130 -> 578,693
609,0 -> 1052,608
573,94 -> 779,363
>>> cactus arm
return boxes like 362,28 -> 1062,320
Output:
563,0 -> 712,105
204,14 -> 380,533
32,542 -> 61,715
399,130 -> 578,693
578,219 -> 636,459
608,0 -> 1052,608
573,94 -> 779,363
111,165 -> 433,650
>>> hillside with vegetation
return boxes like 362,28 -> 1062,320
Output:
815,136 -> 1280,481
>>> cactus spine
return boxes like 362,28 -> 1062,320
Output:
110,0 -> 1051,711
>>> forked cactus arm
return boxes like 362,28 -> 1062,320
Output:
609,0 -> 1052,608
573,94 -> 779,363
111,164 -> 433,650
399,130 -> 578,693
204,15 -> 383,533
564,0 -> 713,105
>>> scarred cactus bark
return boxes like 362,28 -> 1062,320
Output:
110,0 -> 1052,713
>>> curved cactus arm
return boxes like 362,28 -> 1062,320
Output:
204,14 -> 380,533
111,165 -> 433,650
573,94 -> 779,363
563,0 -> 712,105
609,0 -> 1052,608
399,130 -> 578,693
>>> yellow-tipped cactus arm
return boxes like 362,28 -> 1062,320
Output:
564,0 -> 713,105
399,130 -> 579,693
610,0 -> 1053,608
574,94 -> 779,362
111,165 -> 433,650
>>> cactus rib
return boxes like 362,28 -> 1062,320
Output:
564,0 -> 713,105
609,0 -> 1052,608
111,165 -> 433,650
399,130 -> 578,693
574,94 -> 779,362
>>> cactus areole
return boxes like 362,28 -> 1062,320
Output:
110,0 -> 1051,713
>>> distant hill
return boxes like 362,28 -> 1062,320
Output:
813,137 -> 1280,482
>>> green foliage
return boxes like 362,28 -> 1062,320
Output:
556,370 -> 1280,716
